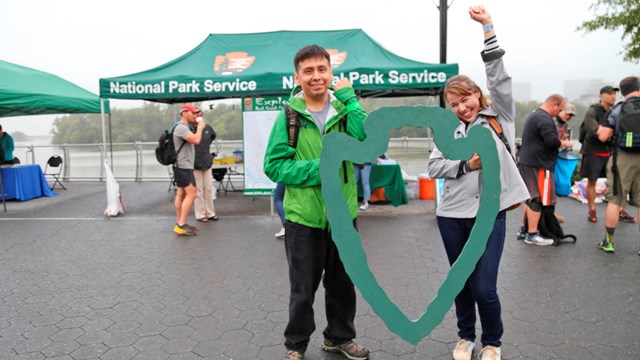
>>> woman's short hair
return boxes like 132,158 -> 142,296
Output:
444,75 -> 488,109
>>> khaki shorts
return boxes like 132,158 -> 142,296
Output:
604,151 -> 640,207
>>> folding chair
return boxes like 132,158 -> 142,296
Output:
167,166 -> 177,202
44,155 -> 66,190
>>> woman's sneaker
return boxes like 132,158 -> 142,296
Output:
452,339 -> 474,360
321,339 -> 369,360
275,227 -> 285,239
285,349 -> 303,360
478,346 -> 501,360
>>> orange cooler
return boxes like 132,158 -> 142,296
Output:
419,177 -> 435,200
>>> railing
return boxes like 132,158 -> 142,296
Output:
14,140 -> 244,182
14,137 -> 525,182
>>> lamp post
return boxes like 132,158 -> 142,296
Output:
439,0 -> 450,108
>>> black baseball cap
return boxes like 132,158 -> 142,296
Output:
600,86 -> 619,94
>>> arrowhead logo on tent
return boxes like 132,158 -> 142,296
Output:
327,49 -> 347,69
214,52 -> 256,75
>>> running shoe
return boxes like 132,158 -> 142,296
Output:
478,345 -> 501,360
524,233 -> 554,246
597,238 -> 615,253
321,339 -> 369,360
173,223 -> 196,236
452,339 -> 474,360
619,209 -> 637,223
285,350 -> 304,360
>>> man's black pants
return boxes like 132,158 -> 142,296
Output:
283,220 -> 357,353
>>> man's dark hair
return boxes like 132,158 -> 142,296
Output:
293,45 -> 331,72
0,124 -> 3,131
619,76 -> 640,96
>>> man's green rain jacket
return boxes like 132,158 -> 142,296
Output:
263,85 -> 367,229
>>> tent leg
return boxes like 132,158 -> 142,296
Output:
0,170 -> 6,212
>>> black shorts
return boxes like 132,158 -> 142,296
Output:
580,154 -> 609,181
174,167 -> 196,188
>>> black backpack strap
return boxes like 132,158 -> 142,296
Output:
486,116 -> 513,157
171,123 -> 187,167
609,102 -> 625,195
284,104 -> 301,148
338,115 -> 348,183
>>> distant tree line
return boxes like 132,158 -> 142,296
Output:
51,98 -> 589,144
51,102 -> 242,144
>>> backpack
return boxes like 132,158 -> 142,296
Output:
579,104 -> 606,144
524,205 -> 577,246
614,97 -> 640,153
578,121 -> 587,144
155,123 -> 186,166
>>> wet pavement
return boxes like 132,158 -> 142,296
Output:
0,181 -> 638,359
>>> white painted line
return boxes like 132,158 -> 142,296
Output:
0,217 -> 173,221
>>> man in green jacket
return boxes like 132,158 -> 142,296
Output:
263,44 -> 369,360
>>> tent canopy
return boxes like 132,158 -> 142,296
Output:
100,29 -> 458,102
0,59 -> 108,118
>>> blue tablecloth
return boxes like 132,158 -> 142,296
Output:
0,165 -> 58,201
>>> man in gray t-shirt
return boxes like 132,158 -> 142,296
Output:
173,123 -> 195,169
172,104 -> 206,236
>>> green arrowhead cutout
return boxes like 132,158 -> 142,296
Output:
320,106 -> 501,345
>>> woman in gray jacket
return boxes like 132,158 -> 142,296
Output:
427,6 -> 529,360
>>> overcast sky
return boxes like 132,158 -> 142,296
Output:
1,0 -> 637,136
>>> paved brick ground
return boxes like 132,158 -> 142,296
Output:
0,181 -> 638,359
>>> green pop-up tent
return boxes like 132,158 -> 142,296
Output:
98,29 -> 458,194
99,29 -> 458,101
0,59 -> 109,117
0,59 -> 110,212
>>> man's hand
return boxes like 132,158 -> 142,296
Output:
469,5 -> 492,25
597,125 -> 614,142
334,78 -> 352,91
560,140 -> 573,149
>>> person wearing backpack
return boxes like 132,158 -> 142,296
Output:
263,44 -> 369,360
579,86 -> 618,222
595,76 -> 640,253
172,104 -> 206,236
517,94 -> 573,246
